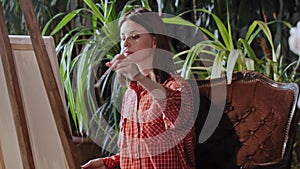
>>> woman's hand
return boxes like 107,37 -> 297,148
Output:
106,53 -> 140,81
105,53 -> 125,68
115,59 -> 140,81
81,158 -> 106,169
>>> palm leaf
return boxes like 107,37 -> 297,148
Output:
84,0 -> 105,22
226,49 -> 241,84
50,9 -> 83,36
211,52 -> 224,79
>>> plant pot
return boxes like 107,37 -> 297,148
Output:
72,136 -> 102,165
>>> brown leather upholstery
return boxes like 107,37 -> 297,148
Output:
195,71 -> 300,169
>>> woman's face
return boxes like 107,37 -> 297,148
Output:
120,20 -> 156,64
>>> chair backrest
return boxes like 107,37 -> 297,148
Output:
195,71 -> 300,169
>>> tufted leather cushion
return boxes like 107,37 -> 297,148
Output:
195,71 -> 299,169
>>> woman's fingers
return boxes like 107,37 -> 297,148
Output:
106,54 -> 126,67
81,158 -> 105,169
110,59 -> 122,71
105,54 -> 140,81
116,60 -> 140,80
109,56 -> 130,72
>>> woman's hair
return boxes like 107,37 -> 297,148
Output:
118,7 -> 176,83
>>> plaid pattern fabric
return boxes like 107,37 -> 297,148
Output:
103,75 -> 195,169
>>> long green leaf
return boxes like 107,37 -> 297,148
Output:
226,49 -> 241,84
162,17 -> 197,28
181,49 -> 197,79
42,12 -> 65,35
163,15 -> 227,50
102,1 -> 116,23
84,0 -> 105,22
245,58 -> 255,71
237,38 -> 261,71
50,9 -> 83,36
255,21 -> 274,55
140,0 -> 152,11
211,52 -> 224,79
245,21 -> 258,42
225,0 -> 234,50
194,9 -> 232,49
245,21 -> 274,56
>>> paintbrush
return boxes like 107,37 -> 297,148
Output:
95,47 -> 128,87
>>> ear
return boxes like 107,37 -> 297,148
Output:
152,35 -> 157,48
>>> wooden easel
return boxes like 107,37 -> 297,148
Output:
0,1 -> 79,169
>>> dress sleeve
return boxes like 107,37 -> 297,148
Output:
102,154 -> 121,169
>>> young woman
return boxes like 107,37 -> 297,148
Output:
81,7 -> 196,169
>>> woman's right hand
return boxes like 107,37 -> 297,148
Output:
106,53 -> 128,85
105,53 -> 126,69
81,158 -> 106,169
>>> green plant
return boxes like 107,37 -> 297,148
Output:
163,1 -> 300,84
163,2 -> 300,167
2,0 -> 68,36
163,3 -> 300,169
43,0 -> 154,156
43,0 -> 300,158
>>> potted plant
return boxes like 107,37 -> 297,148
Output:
44,0 -> 300,166
43,0 -> 155,162
164,6 -> 299,84
162,1 -> 300,168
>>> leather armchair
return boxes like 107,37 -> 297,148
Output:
195,71 -> 300,169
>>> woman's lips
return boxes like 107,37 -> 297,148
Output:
124,51 -> 133,56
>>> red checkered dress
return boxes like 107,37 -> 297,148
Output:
103,75 -> 196,169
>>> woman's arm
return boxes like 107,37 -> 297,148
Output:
133,72 -> 166,101
81,154 -> 120,169
136,74 -> 194,131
